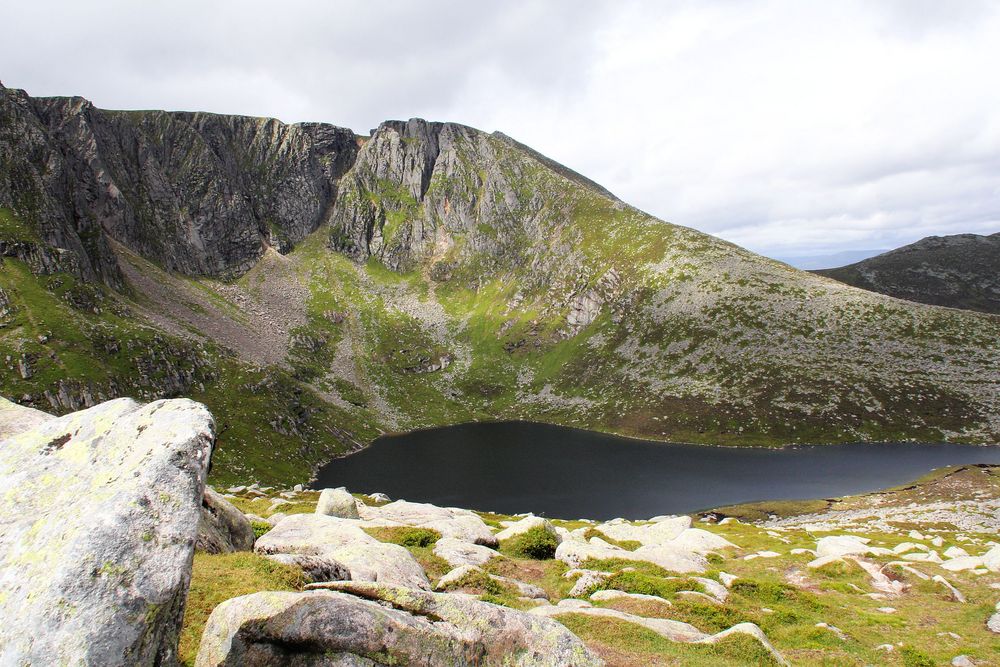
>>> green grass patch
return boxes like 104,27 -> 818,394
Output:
180,552 -> 304,666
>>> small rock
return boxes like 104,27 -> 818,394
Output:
932,575 -> 966,603
315,487 -> 360,519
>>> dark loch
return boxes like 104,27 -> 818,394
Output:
313,421 -> 1000,520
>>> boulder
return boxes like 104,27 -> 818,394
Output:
941,556 -> 984,572
360,499 -> 498,546
433,536 -> 499,568
197,486 -> 256,554
0,398 -> 214,666
815,535 -> 871,558
255,513 -> 429,590
982,545 -> 1000,572
0,397 -> 54,439
594,515 -> 691,546
590,589 -> 672,604
555,537 -> 708,574
196,583 -> 602,666
496,515 -> 560,542
665,528 -> 736,554
436,565 -> 548,600
567,569 -> 613,597
315,487 -> 360,519
265,553 -> 351,583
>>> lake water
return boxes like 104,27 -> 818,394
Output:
313,421 -> 1000,520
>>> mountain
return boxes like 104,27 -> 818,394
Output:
814,233 -> 1000,314
2,84 -> 999,485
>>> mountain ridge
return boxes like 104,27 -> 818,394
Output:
2,85 -> 999,485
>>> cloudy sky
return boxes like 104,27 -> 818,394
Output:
3,0 -> 998,260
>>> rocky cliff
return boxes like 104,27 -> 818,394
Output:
2,85 -> 1000,487
0,82 -> 358,282
815,232 -> 1000,315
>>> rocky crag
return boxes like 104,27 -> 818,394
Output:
2,84 -> 1000,486
815,232 -> 1000,315
4,399 -> 999,666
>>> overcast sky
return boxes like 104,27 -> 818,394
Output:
3,0 -> 998,258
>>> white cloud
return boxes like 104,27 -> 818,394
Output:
2,0 -> 998,257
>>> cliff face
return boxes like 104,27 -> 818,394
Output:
0,83 -> 358,282
815,233 -> 1000,315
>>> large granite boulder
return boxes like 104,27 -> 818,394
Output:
0,398 -> 215,666
196,582 -> 602,666
0,396 -> 53,439
254,513 -> 430,590
197,486 -> 256,554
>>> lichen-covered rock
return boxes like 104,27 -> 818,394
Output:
496,515 -> 561,542
195,582 -> 602,666
815,535 -> 872,558
433,536 -> 500,568
359,499 -> 498,546
315,487 -> 360,518
0,397 -> 215,666
197,486 -> 256,554
255,513 -> 429,589
265,553 -> 351,584
556,536 -> 709,574
594,515 -> 691,546
0,396 -> 53,440
982,545 -> 1000,572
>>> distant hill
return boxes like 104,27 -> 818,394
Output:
815,233 -> 1000,315
772,248 -> 888,270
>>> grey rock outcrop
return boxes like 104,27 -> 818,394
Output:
254,513 -> 430,590
0,397 -> 215,666
197,486 -> 256,554
433,536 -> 500,568
359,499 -> 498,547
196,582 -> 602,666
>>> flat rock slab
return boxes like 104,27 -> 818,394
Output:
197,582 -> 602,666
0,396 -> 54,439
0,398 -> 215,666
359,499 -> 498,546
433,536 -> 500,568
255,513 -> 430,590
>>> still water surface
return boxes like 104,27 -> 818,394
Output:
314,421 -> 1000,520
